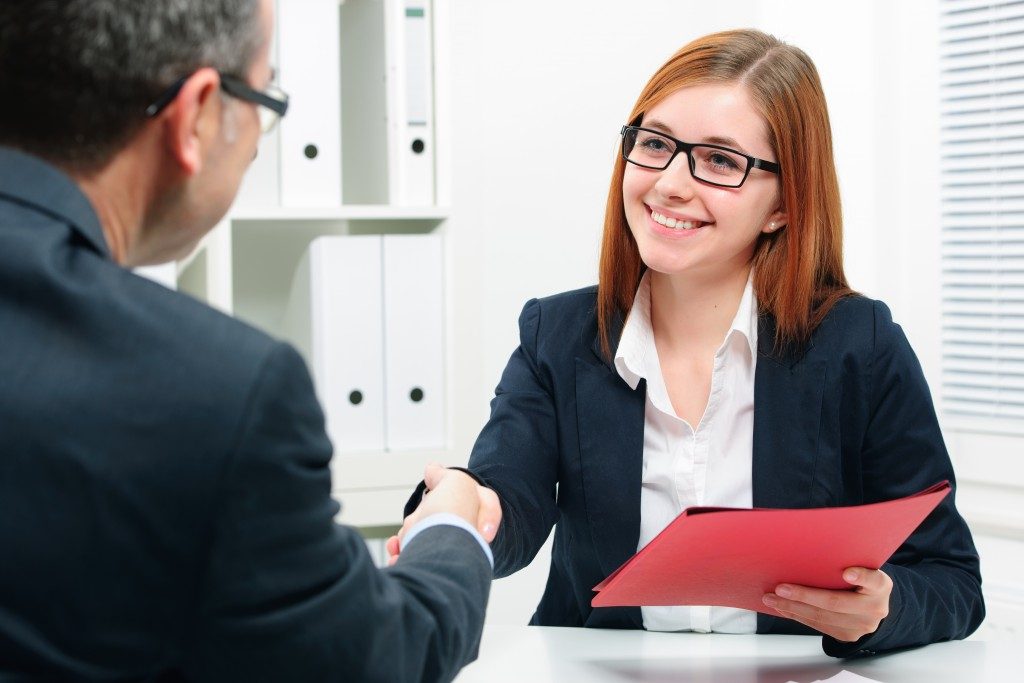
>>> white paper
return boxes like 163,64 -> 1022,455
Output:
788,671 -> 884,683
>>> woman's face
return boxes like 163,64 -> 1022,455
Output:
622,82 -> 785,283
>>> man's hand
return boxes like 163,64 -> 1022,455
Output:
385,463 -> 501,566
762,567 -> 893,643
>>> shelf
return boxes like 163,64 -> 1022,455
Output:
229,205 -> 450,222
330,449 -> 449,493
334,487 -> 415,528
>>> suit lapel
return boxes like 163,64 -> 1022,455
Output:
576,313 -> 646,584
753,315 -> 827,635
575,358 -> 645,580
752,315 -> 826,510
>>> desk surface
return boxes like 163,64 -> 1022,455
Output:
456,626 -> 1015,682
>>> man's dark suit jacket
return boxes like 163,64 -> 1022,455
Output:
0,147 -> 490,681
462,285 -> 984,657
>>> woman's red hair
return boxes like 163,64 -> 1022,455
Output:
598,29 -> 853,358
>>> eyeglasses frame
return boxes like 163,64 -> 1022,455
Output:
620,124 -> 780,188
145,71 -> 289,132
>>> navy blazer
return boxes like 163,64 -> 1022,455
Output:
465,286 -> 984,657
0,147 -> 491,681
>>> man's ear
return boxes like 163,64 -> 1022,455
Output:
761,208 -> 788,234
160,68 -> 222,177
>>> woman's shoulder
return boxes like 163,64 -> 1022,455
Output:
519,285 -> 598,320
812,293 -> 906,356
819,293 -> 898,329
517,285 -> 600,352
530,285 -> 598,306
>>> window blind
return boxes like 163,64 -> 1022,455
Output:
940,0 -> 1024,430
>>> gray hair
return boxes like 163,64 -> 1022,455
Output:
0,0 -> 263,170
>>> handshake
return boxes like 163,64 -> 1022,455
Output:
385,463 -> 502,566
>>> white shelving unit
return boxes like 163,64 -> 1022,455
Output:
230,206 -> 450,222
171,0 -> 454,530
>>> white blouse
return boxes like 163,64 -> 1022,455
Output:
614,271 -> 758,634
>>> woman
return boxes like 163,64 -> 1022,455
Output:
399,29 -> 983,656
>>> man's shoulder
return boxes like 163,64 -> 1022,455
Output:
81,267 -> 316,456
0,198 -> 301,418
120,268 -> 286,378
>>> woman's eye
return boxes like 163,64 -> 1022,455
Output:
708,152 -> 739,169
640,138 -> 671,153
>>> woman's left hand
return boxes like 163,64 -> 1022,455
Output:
762,567 -> 893,642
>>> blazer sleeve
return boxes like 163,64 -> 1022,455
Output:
823,301 -> 985,657
180,342 -> 491,682
465,298 -> 561,578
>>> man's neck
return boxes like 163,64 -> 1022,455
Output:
69,148 -> 152,267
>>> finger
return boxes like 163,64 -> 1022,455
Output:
763,592 -> 881,635
385,535 -> 400,558
768,606 -> 865,643
476,486 -> 502,542
395,519 -> 414,545
387,554 -> 399,567
770,583 -> 862,616
844,567 -> 892,596
763,593 -> 849,630
423,461 -> 447,490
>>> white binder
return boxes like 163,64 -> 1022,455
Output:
277,0 -> 342,207
385,0 -> 436,206
339,0 -> 389,205
382,234 -> 445,451
283,236 -> 386,453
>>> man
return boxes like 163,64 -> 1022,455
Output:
0,1 -> 499,680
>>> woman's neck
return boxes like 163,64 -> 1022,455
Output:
649,265 -> 753,353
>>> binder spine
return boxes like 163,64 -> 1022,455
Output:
278,0 -> 343,207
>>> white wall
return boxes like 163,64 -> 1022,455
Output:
446,0 -> 760,457
442,0 -> 1020,631
446,0 -> 943,446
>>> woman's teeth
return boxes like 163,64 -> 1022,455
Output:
651,210 -> 703,230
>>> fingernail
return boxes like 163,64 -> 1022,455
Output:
844,569 -> 858,582
776,585 -> 793,598
763,594 -> 779,607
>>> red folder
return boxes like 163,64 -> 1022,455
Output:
592,481 -> 950,614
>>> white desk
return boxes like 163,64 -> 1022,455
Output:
456,625 -> 1015,682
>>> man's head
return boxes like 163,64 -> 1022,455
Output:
0,0 -> 276,265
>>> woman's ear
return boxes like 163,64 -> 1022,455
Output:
761,209 -> 788,234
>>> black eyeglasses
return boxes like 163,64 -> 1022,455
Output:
145,71 -> 289,134
620,125 -> 780,188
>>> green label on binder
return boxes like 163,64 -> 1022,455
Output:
406,7 -> 425,18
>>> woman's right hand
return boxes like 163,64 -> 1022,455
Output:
386,463 -> 501,566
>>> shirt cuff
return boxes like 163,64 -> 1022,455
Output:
401,512 -> 495,568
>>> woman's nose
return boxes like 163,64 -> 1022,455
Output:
653,152 -> 697,201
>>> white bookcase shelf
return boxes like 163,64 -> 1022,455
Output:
230,205 -> 450,222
